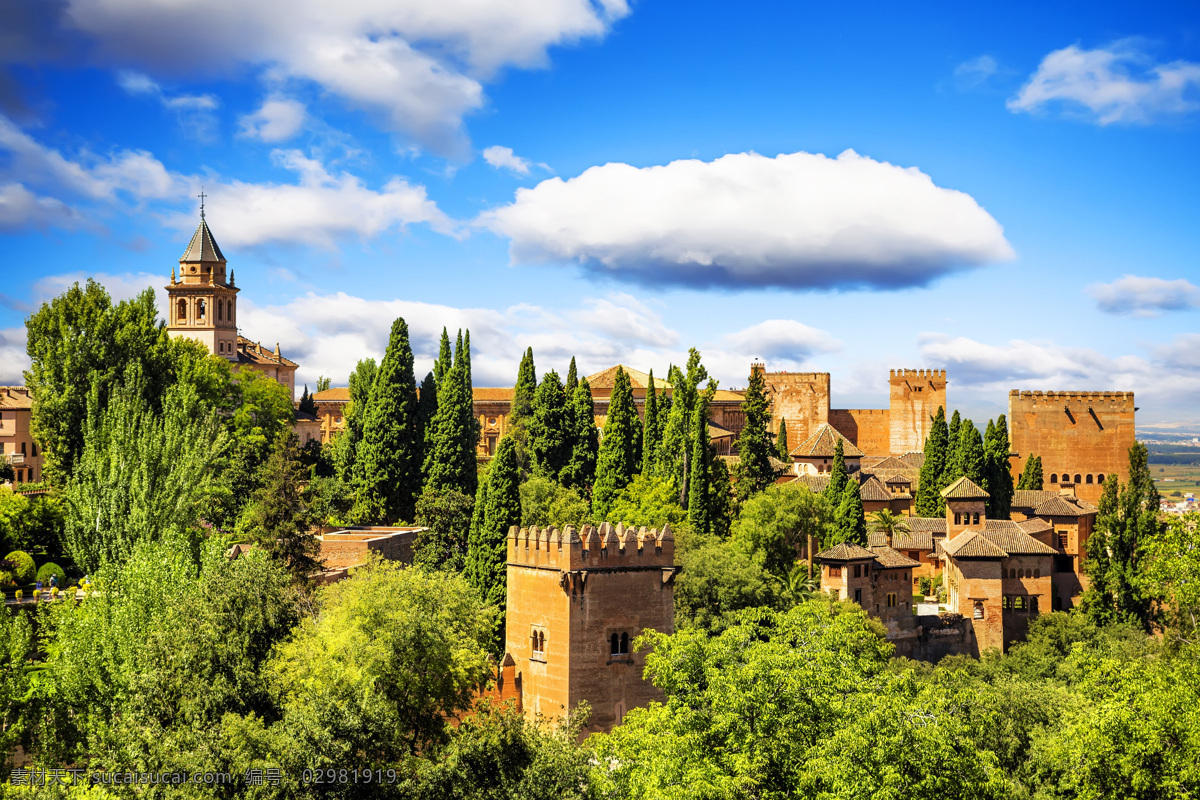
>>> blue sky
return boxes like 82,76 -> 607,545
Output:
1,0 -> 1198,423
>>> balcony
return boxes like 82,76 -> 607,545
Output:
3,454 -> 24,466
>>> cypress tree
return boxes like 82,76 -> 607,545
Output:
425,330 -> 478,497
836,476 -> 867,546
334,357 -> 377,483
434,328 -> 452,387
708,437 -> 735,538
298,385 -> 316,415
955,420 -> 987,488
941,410 -> 962,490
1083,475 -> 1118,623
1017,455 -> 1044,491
592,367 -> 638,521
657,352 -> 708,501
686,394 -> 712,535
565,356 -> 578,393
418,370 -> 438,475
355,317 -> 420,524
824,438 -> 848,505
508,347 -> 537,467
776,418 -> 789,462
736,365 -> 774,496
915,406 -> 948,517
244,433 -> 321,581
564,377 -> 599,491
465,436 -> 520,654
986,414 -> 1014,518
641,370 -> 661,476
530,370 -> 571,482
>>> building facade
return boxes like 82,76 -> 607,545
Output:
504,522 -> 677,734
0,387 -> 42,484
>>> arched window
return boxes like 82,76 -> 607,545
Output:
1074,474 -> 1081,484
532,630 -> 539,652
1030,597 -> 1039,614
1061,474 -> 1070,483
1050,474 -> 1058,484
197,299 -> 206,320
1008,568 -> 1015,579
610,633 -> 620,655
620,632 -> 629,655
1098,474 -> 1105,483
539,631 -> 545,652
177,299 -> 186,322
972,512 -> 980,524
1085,474 -> 1093,484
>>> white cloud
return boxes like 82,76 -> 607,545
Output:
580,293 -> 679,347
723,319 -> 841,362
1009,42 -> 1200,124
954,55 -> 1000,90
0,327 -> 28,385
479,149 -> 1015,290
116,70 -> 220,140
164,149 -> 456,248
1087,275 -> 1200,317
918,332 -> 1200,419
482,145 -> 550,176
239,96 -> 307,142
62,0 -> 631,153
0,182 -> 77,230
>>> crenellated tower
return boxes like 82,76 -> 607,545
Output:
166,203 -> 239,361
504,522 -> 676,734
889,368 -> 948,455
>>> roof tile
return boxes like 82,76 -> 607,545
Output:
790,423 -> 865,458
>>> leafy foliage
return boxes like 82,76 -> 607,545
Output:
641,370 -> 662,476
915,405 -> 948,516
466,436 -> 520,651
833,476 -> 866,546
333,357 -> 377,483
606,474 -> 687,529
592,368 -> 639,522
425,329 -> 480,497
562,378 -> 599,492
519,476 -> 590,531
823,437 -> 848,506
984,415 -> 1014,519
776,418 -> 789,461
239,434 -> 322,581
529,370 -> 572,483
507,347 -> 538,468
414,489 -> 475,572
735,365 -> 775,497
1017,454 -> 1044,490
2,551 -> 34,585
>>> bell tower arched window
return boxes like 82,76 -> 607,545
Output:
177,299 -> 186,323
197,299 -> 206,321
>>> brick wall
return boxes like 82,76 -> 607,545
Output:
829,408 -> 891,456
889,369 -> 947,456
762,372 -> 830,449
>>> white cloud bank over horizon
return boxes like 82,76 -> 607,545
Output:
479,149 -> 1015,290
60,0 -> 630,154
1009,41 -> 1200,125
1087,275 -> 1200,318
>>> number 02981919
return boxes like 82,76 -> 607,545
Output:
302,769 -> 399,785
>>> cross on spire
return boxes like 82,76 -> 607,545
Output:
198,188 -> 206,220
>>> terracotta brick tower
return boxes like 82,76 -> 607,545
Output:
888,369 -> 948,455
167,203 -> 239,361
504,522 -> 677,734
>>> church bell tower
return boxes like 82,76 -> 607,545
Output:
166,195 -> 239,361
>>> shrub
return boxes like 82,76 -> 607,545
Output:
4,551 -> 35,584
37,562 -> 65,588
919,576 -> 932,597
13,589 -> 21,601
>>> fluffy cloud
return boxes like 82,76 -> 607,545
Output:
238,96 -> 307,142
0,326 -> 27,385
479,149 -> 1015,290
117,70 -> 219,140
1087,275 -> 1200,317
60,0 -> 630,152
0,182 -> 77,230
1009,42 -> 1200,124
482,145 -> 550,176
164,149 -> 455,248
723,319 -> 840,361
918,332 -> 1200,419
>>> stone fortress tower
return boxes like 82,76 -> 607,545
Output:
504,522 -> 677,734
166,200 -> 240,362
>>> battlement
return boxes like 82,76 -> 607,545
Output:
890,369 -> 947,381
507,522 -> 675,571
1010,390 -> 1134,402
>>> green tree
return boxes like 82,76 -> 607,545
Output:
606,474 -> 687,529
915,405 -> 949,516
834,477 -> 867,546
414,489 -> 475,572
985,414 -> 1014,518
732,483 -> 831,579
0,608 -> 31,781
425,330 -> 479,497
239,433 -> 321,581
519,476 -> 591,531
418,370 -> 438,469
466,436 -> 520,649
708,454 -> 736,538
736,365 -> 774,498
592,368 -> 639,521
950,418 -> 986,488
941,409 -> 962,492
355,317 -> 421,524
1147,512 -> 1200,646
641,369 -> 661,476
334,357 -> 377,483
823,438 -> 848,506
1017,454 -> 1044,490
316,375 -> 331,392
657,350 -> 709,501
867,509 -> 911,544
434,327 -> 453,387
686,392 -> 713,535
562,378 -> 599,492
565,356 -> 578,393
508,348 -> 538,467
297,384 -> 316,415
530,370 -> 572,482
776,418 -> 789,461
62,365 -> 228,573
269,559 -> 494,774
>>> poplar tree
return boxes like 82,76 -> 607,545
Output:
954,420 -> 987,489
941,410 -> 962,492
836,477 -> 867,546
316,376 -> 331,392
592,367 -> 638,521
355,317 -> 421,524
687,394 -> 713,535
334,358 -> 376,483
985,414 -> 1014,519
915,406 -> 948,517
641,370 -> 661,476
824,438 -> 848,505
776,419 -> 789,462
508,348 -> 538,465
1018,455 -> 1044,490
425,330 -> 478,497
465,436 -> 520,654
530,370 -> 571,482
736,365 -> 774,497
563,378 -> 599,491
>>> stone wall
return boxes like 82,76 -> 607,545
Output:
891,614 -> 976,662
761,371 -> 830,450
829,408 -> 891,456
1008,390 -> 1135,505
889,369 -> 947,455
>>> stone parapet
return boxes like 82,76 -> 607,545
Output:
507,522 -> 675,572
